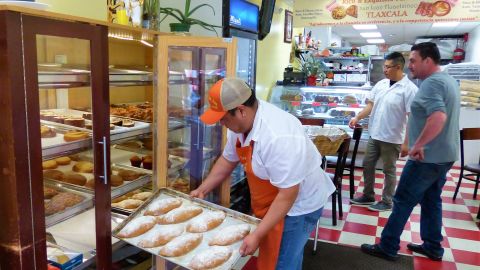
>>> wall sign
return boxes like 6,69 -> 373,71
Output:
294,0 -> 480,27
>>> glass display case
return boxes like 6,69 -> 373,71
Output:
271,85 -> 372,127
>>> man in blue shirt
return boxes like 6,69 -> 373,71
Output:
361,42 -> 460,261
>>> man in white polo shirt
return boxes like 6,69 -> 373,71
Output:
349,52 -> 418,211
190,78 -> 335,270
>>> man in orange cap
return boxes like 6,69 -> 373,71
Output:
191,78 -> 335,270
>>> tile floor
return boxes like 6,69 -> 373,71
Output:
237,160 -> 480,270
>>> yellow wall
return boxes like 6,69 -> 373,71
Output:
42,0 -> 107,21
250,0 -> 294,101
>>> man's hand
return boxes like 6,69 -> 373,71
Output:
348,117 -> 359,129
409,144 -> 424,160
239,233 -> 260,256
400,143 -> 409,157
189,188 -> 206,199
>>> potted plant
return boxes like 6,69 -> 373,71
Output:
295,55 -> 327,86
143,0 -> 160,30
159,0 -> 220,35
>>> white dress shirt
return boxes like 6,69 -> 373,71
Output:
367,75 -> 418,144
223,100 -> 336,216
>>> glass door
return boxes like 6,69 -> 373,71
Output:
22,16 -> 111,270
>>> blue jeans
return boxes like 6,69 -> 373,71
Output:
276,207 -> 323,270
379,160 -> 454,257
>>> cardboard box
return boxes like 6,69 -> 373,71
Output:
47,243 -> 83,270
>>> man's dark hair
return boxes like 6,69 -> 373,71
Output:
411,42 -> 441,64
227,88 -> 257,115
385,52 -> 405,68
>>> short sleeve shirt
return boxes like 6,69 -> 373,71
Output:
223,100 -> 336,216
408,72 -> 460,163
367,75 -> 418,144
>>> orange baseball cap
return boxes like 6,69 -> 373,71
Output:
200,78 -> 252,125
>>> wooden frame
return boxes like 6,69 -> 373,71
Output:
284,10 -> 293,43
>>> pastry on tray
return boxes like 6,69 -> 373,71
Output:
117,216 -> 156,238
189,246 -> 233,270
63,131 -> 89,142
144,198 -> 183,216
159,233 -> 203,257
156,206 -> 203,224
112,199 -> 143,209
40,125 -> 56,138
54,156 -> 71,165
186,211 -> 226,233
208,224 -> 251,246
42,160 -> 58,170
138,225 -> 184,248
131,191 -> 152,201
72,161 -> 94,173
43,170 -> 65,181
62,172 -> 87,186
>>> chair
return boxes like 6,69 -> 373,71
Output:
326,126 -> 363,199
453,128 -> 480,200
312,137 -> 350,254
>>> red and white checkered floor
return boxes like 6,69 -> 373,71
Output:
236,160 -> 480,270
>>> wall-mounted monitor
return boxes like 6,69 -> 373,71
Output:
258,0 -> 276,40
223,0 -> 259,38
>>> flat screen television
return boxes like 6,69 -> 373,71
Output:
258,0 -> 276,40
223,0 -> 259,37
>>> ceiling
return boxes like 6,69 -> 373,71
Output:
332,22 -> 480,46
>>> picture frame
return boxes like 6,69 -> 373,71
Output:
284,10 -> 293,43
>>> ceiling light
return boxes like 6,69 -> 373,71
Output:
432,22 -> 460,27
353,24 -> 377,30
360,32 -> 382,38
388,34 -> 395,37
366,38 -> 385,44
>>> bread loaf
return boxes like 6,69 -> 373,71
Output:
156,206 -> 203,224
159,233 -> 203,257
144,198 -> 183,216
43,170 -> 64,181
72,161 -> 94,173
44,192 -> 85,216
208,224 -> 251,246
112,199 -> 143,209
62,172 -> 87,186
63,131 -> 89,142
117,216 -> 156,238
54,156 -> 71,165
131,191 -> 153,201
42,160 -> 58,170
186,211 -> 226,233
189,246 -> 233,270
138,225 -> 184,248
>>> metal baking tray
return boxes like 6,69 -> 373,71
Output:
44,182 -> 94,228
41,121 -> 92,158
43,161 -> 152,199
40,109 -> 152,142
112,188 -> 260,270
111,186 -> 153,215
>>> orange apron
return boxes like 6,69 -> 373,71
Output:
236,139 -> 284,270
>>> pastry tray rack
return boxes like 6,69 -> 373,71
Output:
112,188 -> 260,270
44,182 -> 94,228
41,121 -> 92,159
44,164 -> 152,199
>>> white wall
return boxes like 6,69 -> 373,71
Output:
465,25 -> 480,63
159,0 -> 222,37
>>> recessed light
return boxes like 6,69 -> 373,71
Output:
388,34 -> 395,37
353,24 -> 378,30
360,32 -> 382,38
432,22 -> 460,27
366,38 -> 385,44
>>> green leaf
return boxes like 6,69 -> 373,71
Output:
187,3 -> 215,17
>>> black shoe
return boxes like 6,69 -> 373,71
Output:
350,195 -> 375,205
407,243 -> 442,261
361,244 -> 398,261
